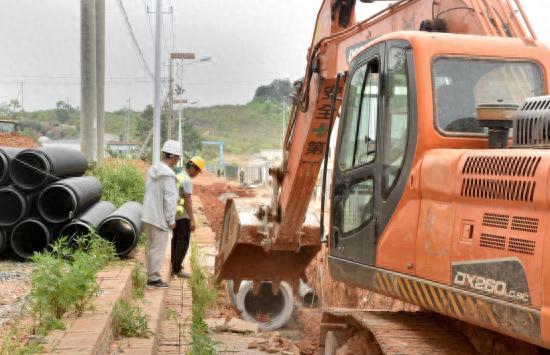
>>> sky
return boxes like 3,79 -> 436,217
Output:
0,0 -> 548,111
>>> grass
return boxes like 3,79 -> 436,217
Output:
132,262 -> 147,299
112,300 -> 151,339
91,159 -> 145,207
28,234 -> 117,335
188,243 -> 218,355
187,99 -> 286,157
0,322 -> 42,355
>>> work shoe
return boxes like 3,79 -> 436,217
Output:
147,279 -> 168,288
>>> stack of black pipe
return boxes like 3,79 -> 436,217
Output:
0,146 -> 143,259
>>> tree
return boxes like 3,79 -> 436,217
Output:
135,104 -> 202,155
55,100 -> 72,124
254,79 -> 293,102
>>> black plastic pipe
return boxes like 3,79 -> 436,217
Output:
9,147 -> 88,190
38,176 -> 102,224
0,186 -> 38,227
59,201 -> 117,241
11,218 -> 54,260
98,201 -> 143,257
0,228 -> 10,256
0,147 -> 22,186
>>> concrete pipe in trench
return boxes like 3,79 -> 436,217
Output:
10,218 -> 55,260
97,201 -> 143,257
227,280 -> 294,331
299,278 -> 319,307
37,176 -> 102,224
9,147 -> 87,191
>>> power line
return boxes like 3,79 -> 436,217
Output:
116,0 -> 154,79
141,0 -> 155,45
161,13 -> 171,57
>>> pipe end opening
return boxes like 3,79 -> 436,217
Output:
59,222 -> 93,243
11,220 -> 50,259
0,153 -> 9,184
10,151 -> 49,189
99,218 -> 137,257
239,281 -> 294,331
0,188 -> 25,226
38,185 -> 77,223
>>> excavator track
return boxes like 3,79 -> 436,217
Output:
321,310 -> 477,354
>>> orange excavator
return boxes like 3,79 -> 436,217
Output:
216,0 -> 550,352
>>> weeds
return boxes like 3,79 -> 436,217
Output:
28,234 -> 117,334
188,243 -> 218,355
0,322 -> 42,355
91,160 -> 145,207
132,262 -> 147,299
112,300 -> 151,338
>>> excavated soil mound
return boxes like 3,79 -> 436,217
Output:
194,175 -> 254,239
0,133 -> 38,148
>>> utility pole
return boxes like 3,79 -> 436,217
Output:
281,97 -> 285,148
80,0 -> 98,162
20,82 -> 23,113
168,58 -> 174,140
125,97 -> 131,142
96,0 -> 105,166
152,0 -> 164,164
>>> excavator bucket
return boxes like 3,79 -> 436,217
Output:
215,198 -> 321,283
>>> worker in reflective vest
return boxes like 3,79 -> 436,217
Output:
172,156 -> 205,278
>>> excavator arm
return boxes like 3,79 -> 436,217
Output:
215,0 -> 536,285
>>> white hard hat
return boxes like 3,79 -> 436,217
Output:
161,140 -> 183,156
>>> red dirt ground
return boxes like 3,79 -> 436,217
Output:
0,133 -> 38,148
194,173 -> 254,239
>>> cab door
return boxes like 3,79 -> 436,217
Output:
331,40 -> 416,268
331,45 -> 382,265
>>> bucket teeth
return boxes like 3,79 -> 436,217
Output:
271,281 -> 281,295
233,279 -> 241,294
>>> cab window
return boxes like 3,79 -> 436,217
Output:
434,58 -> 543,134
383,47 -> 409,195
338,58 -> 380,170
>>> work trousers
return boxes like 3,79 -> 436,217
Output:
146,223 -> 170,282
171,218 -> 191,274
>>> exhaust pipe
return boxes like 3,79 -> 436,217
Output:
37,176 -> 102,224
0,147 -> 22,186
0,186 -> 38,227
59,201 -> 117,241
299,279 -> 319,306
97,202 -> 143,257
11,218 -> 54,260
227,280 -> 294,331
9,147 -> 88,190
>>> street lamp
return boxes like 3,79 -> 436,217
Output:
177,100 -> 198,166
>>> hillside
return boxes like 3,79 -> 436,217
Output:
186,99 -> 287,156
